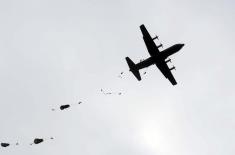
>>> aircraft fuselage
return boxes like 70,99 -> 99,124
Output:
136,44 -> 184,69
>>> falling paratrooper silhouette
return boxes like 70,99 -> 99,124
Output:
118,71 -> 125,78
1,143 -> 10,147
33,138 -> 43,144
30,137 -> 54,145
52,101 -> 82,111
100,89 -> 122,95
60,104 -> 70,110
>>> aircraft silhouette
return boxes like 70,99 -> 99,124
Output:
126,24 -> 184,85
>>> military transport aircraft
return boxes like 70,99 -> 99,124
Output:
126,24 -> 184,85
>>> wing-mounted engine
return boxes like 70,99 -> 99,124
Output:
152,35 -> 159,40
170,66 -> 176,70
157,43 -> 163,48
165,59 -> 171,63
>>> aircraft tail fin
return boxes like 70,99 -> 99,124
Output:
126,57 -> 141,81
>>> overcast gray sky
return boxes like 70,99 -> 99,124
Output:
0,0 -> 234,155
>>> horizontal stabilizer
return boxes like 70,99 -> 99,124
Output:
126,57 -> 141,81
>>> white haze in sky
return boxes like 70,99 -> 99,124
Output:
0,0 -> 234,155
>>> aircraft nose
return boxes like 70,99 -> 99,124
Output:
178,44 -> 184,50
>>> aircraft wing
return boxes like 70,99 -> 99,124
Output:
156,61 -> 177,85
140,24 -> 159,57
